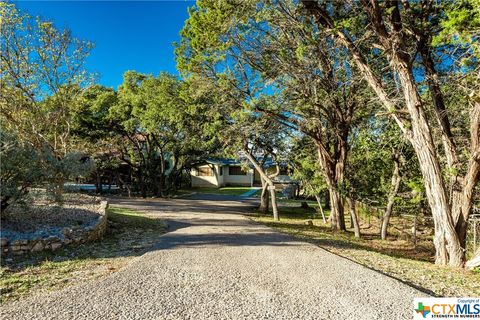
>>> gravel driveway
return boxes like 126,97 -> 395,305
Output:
1,195 -> 427,320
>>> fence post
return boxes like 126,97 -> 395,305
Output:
474,217 -> 477,254
413,213 -> 417,247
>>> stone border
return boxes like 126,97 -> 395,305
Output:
1,201 -> 108,256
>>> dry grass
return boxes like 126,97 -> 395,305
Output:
0,207 -> 167,304
252,203 -> 480,297
2,193 -> 102,233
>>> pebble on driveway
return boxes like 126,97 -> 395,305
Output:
1,195 -> 428,320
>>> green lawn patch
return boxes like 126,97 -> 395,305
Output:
0,206 -> 167,304
251,190 -> 319,206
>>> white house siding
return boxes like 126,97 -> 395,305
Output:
223,167 -> 253,186
217,165 -> 225,186
191,163 -> 293,188
191,164 -> 224,187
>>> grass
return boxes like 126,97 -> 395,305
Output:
251,190 -> 319,205
0,206 -> 167,304
177,186 -> 254,196
3,200 -> 477,303
251,204 -> 480,297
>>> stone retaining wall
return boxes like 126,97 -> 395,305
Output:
1,201 -> 108,256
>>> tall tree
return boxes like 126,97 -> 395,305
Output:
289,137 -> 328,223
73,72 -> 220,197
0,3 -> 94,201
177,0 -> 373,230
181,71 -> 284,218
300,0 -> 479,266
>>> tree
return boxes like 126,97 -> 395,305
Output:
300,0 -> 479,267
181,72 -> 284,219
72,72 -> 220,197
237,115 -> 286,221
0,3 -> 94,201
347,119 -> 413,240
289,137 -> 328,224
0,130 -> 42,214
176,0 -> 374,230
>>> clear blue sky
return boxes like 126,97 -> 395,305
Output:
15,1 -> 194,89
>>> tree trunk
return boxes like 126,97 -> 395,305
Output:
243,150 -> 279,220
466,250 -> 480,270
53,179 -> 65,203
95,172 -> 102,194
314,194 -> 327,224
421,46 -> 472,256
270,187 -> 279,221
138,170 -> 146,198
158,152 -> 166,197
259,178 -> 270,213
347,197 -> 361,238
381,155 -> 402,240
329,188 -> 345,230
454,101 -> 480,252
420,46 -> 458,169
316,145 -> 346,231
395,60 -> 464,267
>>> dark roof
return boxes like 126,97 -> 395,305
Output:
206,158 -> 241,166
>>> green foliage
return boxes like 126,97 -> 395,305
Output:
0,3 -> 93,153
0,131 -> 43,212
434,0 -> 480,54
433,0 -> 480,109
290,137 -> 327,197
41,149 -> 95,202
71,71 -> 221,196
72,85 -> 117,141
0,3 -> 95,203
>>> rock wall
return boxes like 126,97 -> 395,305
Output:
1,201 -> 108,256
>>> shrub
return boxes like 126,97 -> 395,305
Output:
0,131 -> 43,213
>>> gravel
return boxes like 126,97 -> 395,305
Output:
1,193 -> 102,240
1,196 -> 428,319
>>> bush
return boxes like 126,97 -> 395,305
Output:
1,130 -> 96,212
41,149 -> 95,202
0,131 -> 43,213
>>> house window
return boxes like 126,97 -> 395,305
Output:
198,166 -> 213,176
219,166 -> 223,176
229,166 -> 246,175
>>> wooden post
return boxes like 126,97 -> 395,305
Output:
413,214 -> 417,247
474,218 -> 477,254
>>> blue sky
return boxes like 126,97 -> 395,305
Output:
15,1 -> 194,89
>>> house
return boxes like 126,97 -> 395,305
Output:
190,158 -> 295,188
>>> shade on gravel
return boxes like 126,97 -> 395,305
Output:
1,196 -> 428,320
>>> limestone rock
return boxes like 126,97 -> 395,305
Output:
50,242 -> 62,250
304,220 -> 313,226
31,241 -> 45,252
